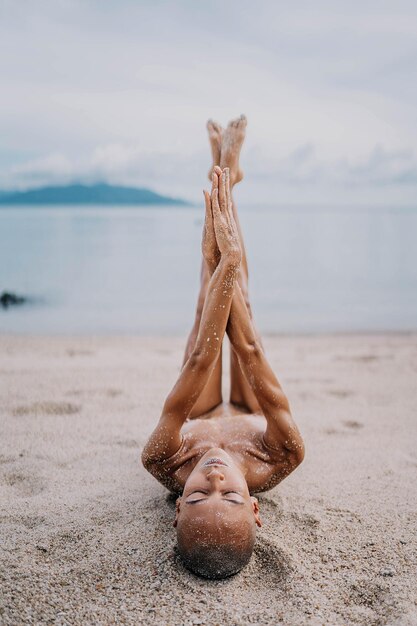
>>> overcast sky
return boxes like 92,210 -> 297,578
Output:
1,0 -> 417,204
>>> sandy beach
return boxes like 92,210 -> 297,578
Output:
1,333 -> 416,626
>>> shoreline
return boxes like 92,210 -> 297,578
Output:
1,334 -> 416,625
1,329 -> 417,338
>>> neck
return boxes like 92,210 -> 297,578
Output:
199,447 -> 246,474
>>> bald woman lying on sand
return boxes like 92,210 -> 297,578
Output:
142,115 -> 304,579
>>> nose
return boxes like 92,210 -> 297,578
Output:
206,467 -> 225,481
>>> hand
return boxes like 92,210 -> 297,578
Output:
210,166 -> 242,265
202,188 -> 220,274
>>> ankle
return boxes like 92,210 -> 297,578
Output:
226,170 -> 243,188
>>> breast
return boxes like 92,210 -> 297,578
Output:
180,414 -> 280,493
182,412 -> 266,442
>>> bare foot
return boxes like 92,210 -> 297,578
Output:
206,119 -> 223,181
220,114 -> 247,186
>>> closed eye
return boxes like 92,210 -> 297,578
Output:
186,498 -> 243,505
223,491 -> 244,504
185,490 -> 244,505
185,490 -> 208,503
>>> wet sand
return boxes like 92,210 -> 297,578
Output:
1,334 -> 416,625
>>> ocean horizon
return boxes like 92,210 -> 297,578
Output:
1,204 -> 416,335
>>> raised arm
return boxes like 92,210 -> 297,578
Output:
215,168 -> 305,471
227,283 -> 304,465
142,175 -> 241,465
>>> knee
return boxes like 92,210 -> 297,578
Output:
242,340 -> 263,359
188,347 -> 214,372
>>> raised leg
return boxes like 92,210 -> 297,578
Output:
207,119 -> 223,183
182,115 -> 263,417
219,115 -> 263,412
228,193 -> 263,413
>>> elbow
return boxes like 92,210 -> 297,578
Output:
284,427 -> 305,469
293,437 -> 305,467
141,446 -> 151,471
141,441 -> 158,472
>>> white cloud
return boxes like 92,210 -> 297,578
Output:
2,142 -> 417,207
1,0 -> 417,204
5,153 -> 75,185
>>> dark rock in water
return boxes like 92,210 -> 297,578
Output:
0,291 -> 27,308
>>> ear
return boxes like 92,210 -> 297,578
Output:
173,497 -> 181,528
251,496 -> 262,528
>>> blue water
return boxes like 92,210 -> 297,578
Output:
1,205 -> 416,334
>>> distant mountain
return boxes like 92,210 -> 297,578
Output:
0,183 -> 187,205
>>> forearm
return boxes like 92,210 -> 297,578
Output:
192,257 -> 237,361
143,257 -> 238,465
227,284 -> 291,426
164,256 -> 238,419
227,282 -> 262,361
227,285 -> 303,459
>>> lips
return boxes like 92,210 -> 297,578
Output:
203,458 -> 228,467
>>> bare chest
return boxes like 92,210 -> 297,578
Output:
182,412 -> 264,448
173,414 -> 282,493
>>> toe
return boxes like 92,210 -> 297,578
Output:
212,121 -> 222,134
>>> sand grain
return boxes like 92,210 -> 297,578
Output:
0,334 -> 416,625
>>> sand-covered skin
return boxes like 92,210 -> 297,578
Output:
1,334 -> 416,626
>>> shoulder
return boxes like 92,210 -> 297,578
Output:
141,434 -> 186,472
141,435 -> 187,493
140,410 -> 185,472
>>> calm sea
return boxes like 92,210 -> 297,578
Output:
1,205 -> 416,334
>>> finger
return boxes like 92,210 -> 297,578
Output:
203,189 -> 211,217
224,167 -> 230,206
213,165 -> 222,176
224,168 -> 237,226
203,189 -> 211,213
224,171 -> 239,244
211,171 -> 219,196
219,170 -> 227,213
211,188 -> 221,221
203,190 -> 214,230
